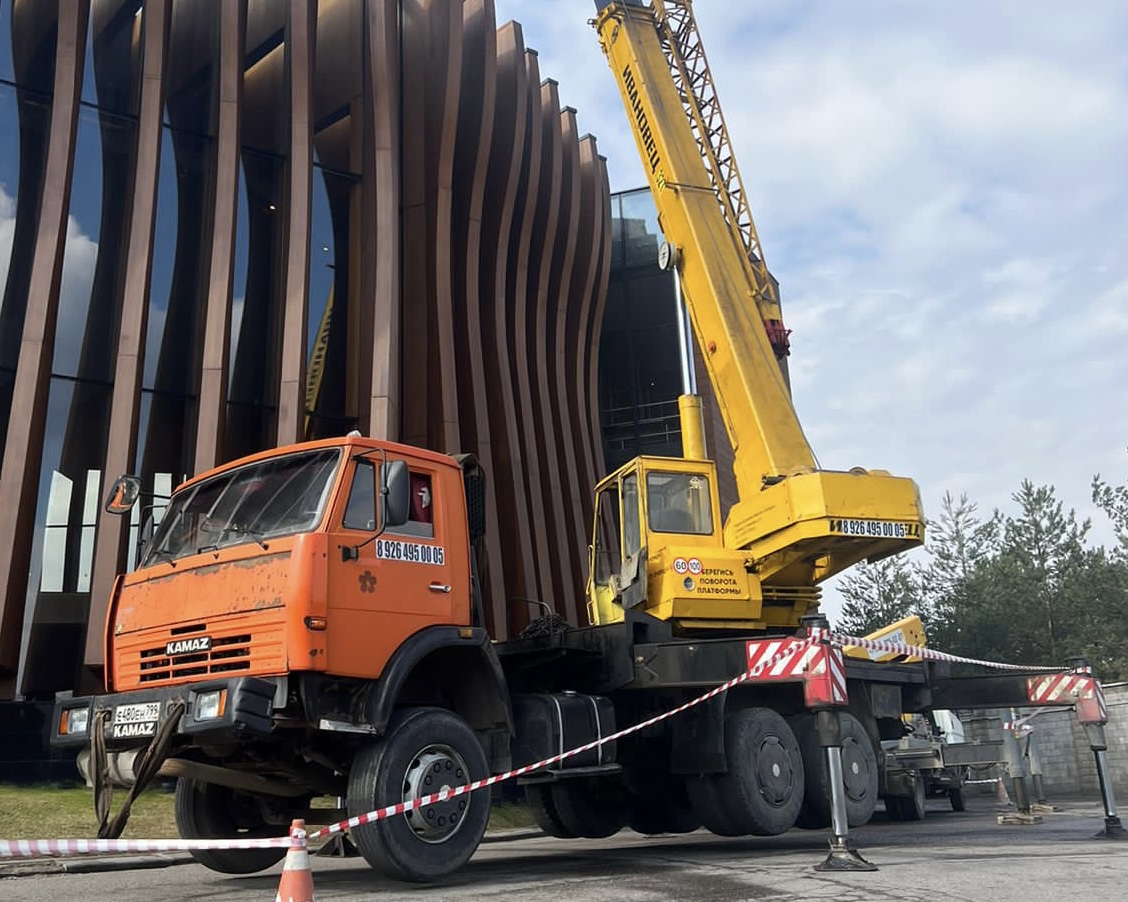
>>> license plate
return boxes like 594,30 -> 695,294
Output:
114,702 -> 161,725
828,519 -> 919,540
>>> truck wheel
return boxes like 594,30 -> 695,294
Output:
174,778 -> 288,874
626,779 -> 702,835
949,787 -> 966,812
894,773 -> 926,821
549,778 -> 625,839
523,784 -> 576,838
789,713 -> 879,829
686,775 -> 746,836
712,707 -> 804,836
347,707 -> 490,882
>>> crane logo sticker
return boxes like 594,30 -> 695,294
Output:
375,538 -> 446,566
621,64 -> 667,190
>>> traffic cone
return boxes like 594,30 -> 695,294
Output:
995,775 -> 1013,810
275,820 -> 316,902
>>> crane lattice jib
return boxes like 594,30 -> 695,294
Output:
652,0 -> 789,357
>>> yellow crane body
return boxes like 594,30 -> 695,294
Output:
589,1 -> 924,630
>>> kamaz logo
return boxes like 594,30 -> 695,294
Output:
166,636 -> 212,656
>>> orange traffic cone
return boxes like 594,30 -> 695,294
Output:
275,820 -> 316,902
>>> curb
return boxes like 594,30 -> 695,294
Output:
481,827 -> 543,844
0,852 -> 194,879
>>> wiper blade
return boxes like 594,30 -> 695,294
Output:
219,524 -> 270,550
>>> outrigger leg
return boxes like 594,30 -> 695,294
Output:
814,708 -> 878,872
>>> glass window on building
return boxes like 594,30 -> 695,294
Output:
0,0 -> 15,84
598,188 -> 683,471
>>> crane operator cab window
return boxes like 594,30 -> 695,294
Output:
646,471 -> 714,535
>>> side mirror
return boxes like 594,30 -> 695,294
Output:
104,475 -> 142,515
380,460 -> 411,529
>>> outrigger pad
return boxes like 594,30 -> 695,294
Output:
813,841 -> 878,872
1095,817 -> 1127,840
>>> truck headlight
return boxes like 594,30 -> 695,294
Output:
61,706 -> 90,736
195,689 -> 227,721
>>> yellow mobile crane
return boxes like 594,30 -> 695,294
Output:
588,0 -> 924,631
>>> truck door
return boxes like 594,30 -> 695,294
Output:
326,455 -> 455,679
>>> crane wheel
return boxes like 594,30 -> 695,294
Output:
626,779 -> 702,835
548,778 -> 626,839
788,712 -> 879,829
523,784 -> 576,838
691,707 -> 805,836
686,774 -> 746,836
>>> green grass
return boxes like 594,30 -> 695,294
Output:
0,784 -> 181,840
0,784 -> 533,841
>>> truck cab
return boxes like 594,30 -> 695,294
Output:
53,435 -> 512,882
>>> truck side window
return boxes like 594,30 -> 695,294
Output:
343,462 -> 376,530
388,471 -> 435,539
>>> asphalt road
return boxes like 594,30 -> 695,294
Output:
3,796 -> 1125,902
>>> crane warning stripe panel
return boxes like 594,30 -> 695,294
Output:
1027,672 -> 1108,724
746,639 -> 848,707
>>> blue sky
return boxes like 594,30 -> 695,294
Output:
496,0 -> 1128,620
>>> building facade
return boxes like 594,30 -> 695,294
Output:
0,0 -> 610,699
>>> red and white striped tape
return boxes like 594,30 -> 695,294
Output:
827,630 -> 1064,673
0,835 -> 292,860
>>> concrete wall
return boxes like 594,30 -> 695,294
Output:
960,682 -> 1128,797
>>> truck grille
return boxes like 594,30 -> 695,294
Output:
115,618 -> 286,689
138,634 -> 252,683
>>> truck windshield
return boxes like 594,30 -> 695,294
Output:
140,448 -> 341,566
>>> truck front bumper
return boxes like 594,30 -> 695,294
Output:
51,676 -> 283,750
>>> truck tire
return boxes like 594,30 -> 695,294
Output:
347,707 -> 490,882
174,778 -> 288,874
949,787 -> 966,812
523,784 -> 576,838
711,707 -> 805,836
904,772 -> 927,820
886,773 -> 927,821
626,779 -> 702,836
788,712 -> 879,829
549,778 -> 625,839
686,775 -> 747,836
